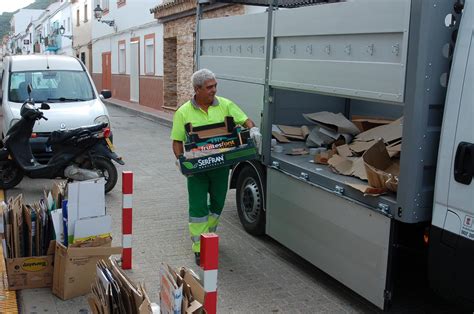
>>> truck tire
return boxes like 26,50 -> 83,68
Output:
236,166 -> 265,236
0,160 -> 24,190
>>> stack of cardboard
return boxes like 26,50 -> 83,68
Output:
325,118 -> 403,195
51,178 -> 120,300
304,111 -> 360,147
160,264 -> 205,314
89,258 -> 158,314
272,125 -> 310,143
1,193 -> 56,290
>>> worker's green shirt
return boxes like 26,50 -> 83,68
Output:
170,96 -> 248,142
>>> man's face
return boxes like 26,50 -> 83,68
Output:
195,79 -> 217,104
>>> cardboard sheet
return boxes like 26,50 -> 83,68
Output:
277,125 -> 308,140
355,117 -> 403,144
272,131 -> 290,143
335,144 -> 353,158
67,178 -> 106,243
328,154 -> 367,180
73,215 -> 112,243
303,111 -> 360,135
351,115 -> 394,132
349,140 -> 376,154
347,183 -> 387,196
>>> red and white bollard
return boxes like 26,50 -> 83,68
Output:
200,233 -> 219,314
122,171 -> 133,269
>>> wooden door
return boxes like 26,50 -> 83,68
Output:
101,52 -> 112,90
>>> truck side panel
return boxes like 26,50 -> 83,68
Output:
267,169 -> 391,309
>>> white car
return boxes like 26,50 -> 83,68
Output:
0,55 -> 112,162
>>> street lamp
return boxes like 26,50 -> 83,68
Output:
59,25 -> 73,40
94,4 -> 116,29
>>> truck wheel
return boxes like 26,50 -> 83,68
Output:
236,166 -> 265,236
0,161 -> 24,189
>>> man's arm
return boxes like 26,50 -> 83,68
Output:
172,140 -> 184,159
243,118 -> 255,129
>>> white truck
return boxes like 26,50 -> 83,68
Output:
196,0 -> 473,310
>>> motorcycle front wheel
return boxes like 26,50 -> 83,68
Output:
0,160 -> 24,190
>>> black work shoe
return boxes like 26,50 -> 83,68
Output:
194,252 -> 201,266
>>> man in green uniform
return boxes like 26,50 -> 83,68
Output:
171,69 -> 260,265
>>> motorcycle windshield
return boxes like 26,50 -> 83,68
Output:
8,70 -> 95,103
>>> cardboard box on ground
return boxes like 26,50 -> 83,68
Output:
1,179 -> 121,296
1,190 -> 58,290
179,116 -> 257,175
160,264 -> 206,314
271,111 -> 402,196
53,237 -> 122,300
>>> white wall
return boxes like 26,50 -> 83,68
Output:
91,0 -> 164,76
92,0 -> 161,39
12,9 -> 44,35
72,0 -> 92,47
92,24 -> 164,76
50,2 -> 73,55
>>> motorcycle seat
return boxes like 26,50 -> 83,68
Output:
46,123 -> 108,145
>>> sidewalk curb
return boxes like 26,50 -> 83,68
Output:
104,100 -> 173,128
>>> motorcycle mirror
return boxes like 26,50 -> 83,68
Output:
27,83 -> 32,96
40,103 -> 50,110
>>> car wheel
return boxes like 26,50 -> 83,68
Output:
236,166 -> 265,236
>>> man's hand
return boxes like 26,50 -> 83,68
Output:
250,127 -> 262,154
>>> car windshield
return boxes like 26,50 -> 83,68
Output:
8,70 -> 95,103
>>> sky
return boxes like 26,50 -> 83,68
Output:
0,0 -> 35,14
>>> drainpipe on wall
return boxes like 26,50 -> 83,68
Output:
195,0 -> 210,71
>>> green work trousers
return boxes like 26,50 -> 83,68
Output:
187,166 -> 230,253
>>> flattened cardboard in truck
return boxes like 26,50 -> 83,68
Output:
52,237 -> 121,300
4,240 -> 55,290
346,183 -> 386,197
328,154 -> 367,180
349,140 -> 376,154
276,125 -> 309,141
362,140 -> 400,192
351,115 -> 394,132
355,117 -> 403,144
272,131 -> 290,143
303,111 -> 360,135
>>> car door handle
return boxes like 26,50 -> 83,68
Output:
454,141 -> 474,185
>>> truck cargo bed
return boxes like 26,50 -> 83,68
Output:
271,141 -> 397,215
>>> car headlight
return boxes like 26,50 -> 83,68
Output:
94,115 -> 110,127
9,119 -> 20,129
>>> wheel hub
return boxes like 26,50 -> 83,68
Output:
241,178 -> 261,223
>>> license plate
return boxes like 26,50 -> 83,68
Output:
105,138 -> 115,152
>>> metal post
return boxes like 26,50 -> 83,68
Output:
200,233 -> 219,314
122,171 -> 133,269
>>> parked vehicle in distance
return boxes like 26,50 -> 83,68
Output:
0,55 -> 113,163
0,84 -> 123,193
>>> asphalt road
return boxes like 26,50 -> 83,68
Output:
9,104 -> 466,313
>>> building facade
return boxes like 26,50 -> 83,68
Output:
151,1 -> 264,109
8,9 -> 44,55
92,0 -> 164,110
72,0 -> 93,72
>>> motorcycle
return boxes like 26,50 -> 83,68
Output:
0,84 -> 124,193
